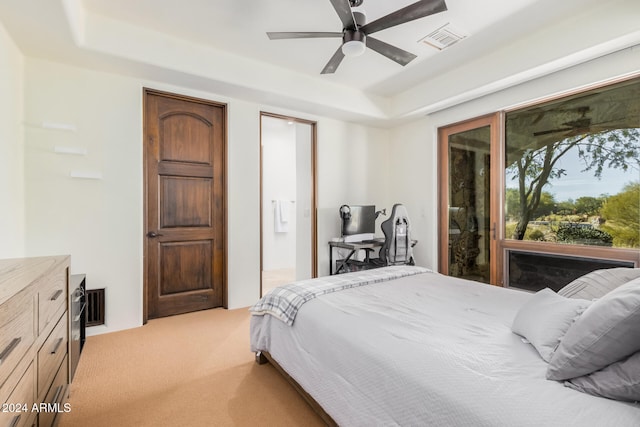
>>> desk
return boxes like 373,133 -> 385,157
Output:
329,239 -> 383,275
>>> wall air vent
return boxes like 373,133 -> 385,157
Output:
86,288 -> 105,326
419,23 -> 468,50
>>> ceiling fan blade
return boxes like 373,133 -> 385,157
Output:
321,46 -> 346,74
328,0 -> 356,29
533,128 -> 573,137
366,37 -> 417,66
267,32 -> 343,40
361,0 -> 448,35
534,117 -> 593,137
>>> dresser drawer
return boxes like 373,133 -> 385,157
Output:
39,355 -> 68,427
38,269 -> 67,335
0,291 -> 35,386
0,362 -> 36,427
37,316 -> 67,396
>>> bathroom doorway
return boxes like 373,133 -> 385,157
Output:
260,112 -> 317,296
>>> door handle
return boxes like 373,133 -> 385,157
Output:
146,231 -> 163,238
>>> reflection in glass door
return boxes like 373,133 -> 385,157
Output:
438,115 -> 500,284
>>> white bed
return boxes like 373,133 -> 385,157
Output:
250,267 -> 640,426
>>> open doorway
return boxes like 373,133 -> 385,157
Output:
260,113 -> 317,296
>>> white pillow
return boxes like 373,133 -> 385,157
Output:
558,268 -> 640,299
512,288 -> 591,362
547,277 -> 640,380
565,351 -> 640,402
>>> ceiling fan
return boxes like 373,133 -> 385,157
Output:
266,0 -> 448,74
533,107 -> 592,137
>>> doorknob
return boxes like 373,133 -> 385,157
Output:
146,231 -> 163,238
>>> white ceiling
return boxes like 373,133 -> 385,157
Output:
80,0 -> 539,94
1,0 -> 639,123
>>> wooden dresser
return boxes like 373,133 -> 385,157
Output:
0,256 -> 70,427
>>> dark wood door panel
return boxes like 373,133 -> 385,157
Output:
158,162 -> 214,177
160,176 -> 213,228
151,239 -> 223,314
144,89 -> 226,319
159,113 -> 214,165
159,241 -> 213,294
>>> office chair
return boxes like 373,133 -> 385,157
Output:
377,204 -> 415,266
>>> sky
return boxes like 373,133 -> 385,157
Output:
505,148 -> 640,202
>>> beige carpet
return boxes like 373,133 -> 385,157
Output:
58,308 -> 325,427
262,269 -> 296,296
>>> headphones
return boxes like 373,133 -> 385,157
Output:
339,204 -> 351,220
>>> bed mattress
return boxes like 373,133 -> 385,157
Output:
250,270 -> 640,426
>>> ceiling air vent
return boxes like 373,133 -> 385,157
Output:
419,23 -> 468,50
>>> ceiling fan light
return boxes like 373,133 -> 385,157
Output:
342,40 -> 366,57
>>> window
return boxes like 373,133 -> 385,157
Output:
439,77 -> 640,291
505,79 -> 640,249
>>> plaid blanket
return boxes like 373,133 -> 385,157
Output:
250,265 -> 431,325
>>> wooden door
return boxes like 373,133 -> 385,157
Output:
144,89 -> 226,320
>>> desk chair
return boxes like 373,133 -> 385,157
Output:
376,204 -> 415,266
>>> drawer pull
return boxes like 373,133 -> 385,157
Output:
50,337 -> 64,355
50,289 -> 64,301
9,414 -> 21,427
0,337 -> 21,364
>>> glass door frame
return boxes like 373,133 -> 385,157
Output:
259,111 -> 318,297
438,113 -> 503,285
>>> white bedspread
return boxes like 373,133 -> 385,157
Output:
250,271 -> 640,426
250,266 -> 430,325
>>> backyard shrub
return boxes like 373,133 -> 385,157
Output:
556,223 -> 613,246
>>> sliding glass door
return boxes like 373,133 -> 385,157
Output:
438,114 -> 501,285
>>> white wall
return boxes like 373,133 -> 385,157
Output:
389,46 -> 640,270
0,21 -> 25,258
386,118 -> 439,269
23,59 -> 143,335
21,57 -> 392,334
295,122 -> 312,281
262,117 -> 297,271
315,119 -> 391,274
